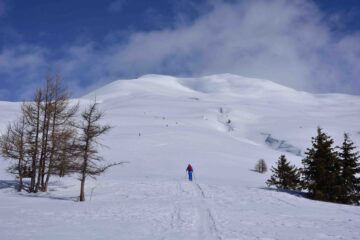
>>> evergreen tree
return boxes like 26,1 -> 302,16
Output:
338,133 -> 360,204
267,155 -> 299,190
302,127 -> 341,202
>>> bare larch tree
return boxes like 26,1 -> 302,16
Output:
3,73 -> 78,193
0,117 -> 27,191
74,101 -> 112,202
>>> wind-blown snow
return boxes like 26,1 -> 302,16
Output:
1,74 -> 359,240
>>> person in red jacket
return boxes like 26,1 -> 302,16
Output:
186,164 -> 193,181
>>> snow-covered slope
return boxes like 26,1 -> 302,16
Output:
1,74 -> 360,240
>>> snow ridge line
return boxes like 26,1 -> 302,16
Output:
194,183 -> 222,240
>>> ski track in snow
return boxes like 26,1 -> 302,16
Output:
1,178 -> 360,240
161,181 -> 222,240
193,182 -> 222,240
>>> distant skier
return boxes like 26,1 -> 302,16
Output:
186,164 -> 194,181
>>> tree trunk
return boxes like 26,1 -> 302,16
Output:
38,102 -> 51,192
44,100 -> 58,192
79,175 -> 86,202
43,170 -> 50,192
43,158 -> 54,192
30,96 -> 41,193
18,176 -> 23,192
79,119 -> 90,202
17,159 -> 23,192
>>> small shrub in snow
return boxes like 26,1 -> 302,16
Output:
255,159 -> 267,173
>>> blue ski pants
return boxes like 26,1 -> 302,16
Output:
188,171 -> 193,181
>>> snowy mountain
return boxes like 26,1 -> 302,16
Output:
1,74 -> 360,240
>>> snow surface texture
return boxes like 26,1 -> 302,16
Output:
1,74 -> 360,240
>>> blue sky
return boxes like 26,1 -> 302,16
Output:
0,0 -> 359,100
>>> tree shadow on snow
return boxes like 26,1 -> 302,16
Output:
20,193 -> 79,202
260,187 -> 307,198
0,179 -> 78,201
0,180 -> 20,190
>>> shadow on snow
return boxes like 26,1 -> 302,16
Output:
0,179 -> 78,202
0,180 -> 20,190
260,186 -> 307,198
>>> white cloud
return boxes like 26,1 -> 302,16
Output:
1,0 -> 360,98
0,45 -> 49,99
99,0 -> 360,94
0,45 -> 47,76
